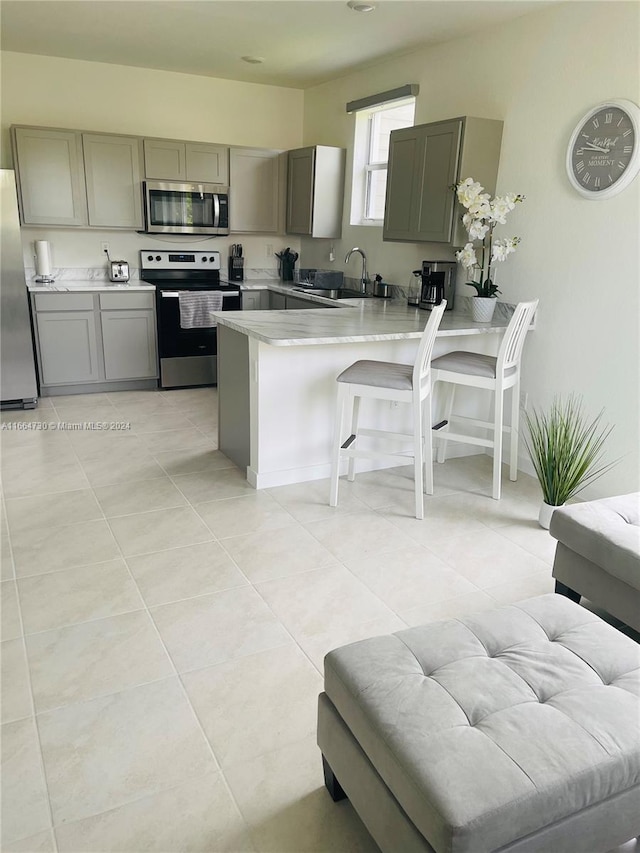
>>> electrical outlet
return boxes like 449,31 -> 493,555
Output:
266,243 -> 273,258
520,393 -> 529,411
101,242 -> 110,255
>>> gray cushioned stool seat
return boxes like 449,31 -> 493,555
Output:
337,359 -> 414,391
319,594 -> 640,853
430,350 -> 516,379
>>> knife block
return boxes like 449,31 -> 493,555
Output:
280,258 -> 295,281
228,257 -> 244,282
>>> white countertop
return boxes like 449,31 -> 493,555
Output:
28,281 -> 155,292
216,282 -> 513,347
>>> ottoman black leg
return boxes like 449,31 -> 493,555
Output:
322,756 -> 347,802
555,580 -> 581,603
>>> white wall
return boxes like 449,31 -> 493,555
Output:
0,51 -> 304,274
301,1 -> 640,497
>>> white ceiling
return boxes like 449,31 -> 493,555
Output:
0,0 -> 554,89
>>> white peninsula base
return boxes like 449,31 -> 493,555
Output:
218,317 -> 507,490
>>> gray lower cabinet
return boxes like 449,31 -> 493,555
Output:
383,116 -> 503,244
242,291 -> 269,310
101,310 -> 157,379
268,291 -> 287,310
33,291 -> 158,390
284,295 -> 324,310
36,310 -> 100,385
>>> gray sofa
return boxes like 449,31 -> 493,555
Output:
318,595 -> 640,853
550,492 -> 640,632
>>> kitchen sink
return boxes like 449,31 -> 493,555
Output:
294,287 -> 371,300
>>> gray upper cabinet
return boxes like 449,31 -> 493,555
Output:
286,145 -> 345,238
143,139 -> 186,180
11,127 -> 87,226
383,116 -> 503,244
230,148 -> 282,233
83,134 -> 144,229
144,139 -> 229,184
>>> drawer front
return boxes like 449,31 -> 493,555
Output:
34,293 -> 94,311
99,292 -> 155,310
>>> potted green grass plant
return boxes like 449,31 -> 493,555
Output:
523,395 -> 617,528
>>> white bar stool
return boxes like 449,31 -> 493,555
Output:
430,300 -> 538,500
329,301 -> 447,520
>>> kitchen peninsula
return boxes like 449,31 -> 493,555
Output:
215,288 -> 522,489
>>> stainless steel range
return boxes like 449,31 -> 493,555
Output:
140,250 -> 241,389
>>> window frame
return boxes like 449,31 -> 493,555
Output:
350,97 -> 415,227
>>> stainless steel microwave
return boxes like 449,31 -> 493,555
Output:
143,180 -> 229,235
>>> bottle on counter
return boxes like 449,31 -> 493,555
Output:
407,270 -> 421,307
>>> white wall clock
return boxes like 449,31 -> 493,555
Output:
566,99 -> 640,199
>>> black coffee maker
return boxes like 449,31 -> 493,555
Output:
418,260 -> 456,311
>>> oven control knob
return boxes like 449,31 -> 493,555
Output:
209,256 -> 215,262
147,255 -> 154,261
155,256 -> 161,261
202,257 -> 208,262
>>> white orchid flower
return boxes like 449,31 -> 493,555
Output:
468,219 -> 489,240
455,243 -> 478,269
457,179 -> 485,208
491,237 -> 520,262
489,195 -> 516,224
468,194 -> 491,218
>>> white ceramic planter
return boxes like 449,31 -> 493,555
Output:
470,297 -> 497,323
538,502 -> 561,529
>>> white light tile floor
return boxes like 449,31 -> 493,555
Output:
0,388 -> 636,852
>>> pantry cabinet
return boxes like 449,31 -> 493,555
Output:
383,116 -> 503,245
230,148 -> 282,233
286,145 -> 345,238
31,290 -> 158,391
83,134 -> 144,229
12,127 -> 87,226
143,139 -> 229,184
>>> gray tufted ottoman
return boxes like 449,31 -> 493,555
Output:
317,594 -> 640,853
550,493 -> 640,632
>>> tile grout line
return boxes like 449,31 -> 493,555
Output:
4,503 -> 60,852
32,397 -> 228,842
115,403 -> 259,845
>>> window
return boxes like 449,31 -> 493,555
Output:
351,98 -> 415,225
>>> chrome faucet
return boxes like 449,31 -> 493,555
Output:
345,247 -> 368,293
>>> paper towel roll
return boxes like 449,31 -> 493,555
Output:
34,241 -> 52,278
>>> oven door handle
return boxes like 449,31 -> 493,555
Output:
160,290 -> 240,298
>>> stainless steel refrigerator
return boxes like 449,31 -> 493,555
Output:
1,169 -> 38,409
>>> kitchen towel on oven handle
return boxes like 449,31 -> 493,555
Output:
178,291 -> 224,329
